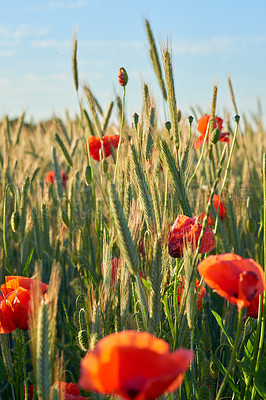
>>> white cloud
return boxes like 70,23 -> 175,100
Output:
172,35 -> 266,55
0,49 -> 15,57
79,39 -> 144,55
0,24 -> 51,40
47,0 -> 97,10
30,39 -> 59,48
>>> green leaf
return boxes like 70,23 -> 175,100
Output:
22,247 -> 35,275
211,309 -> 233,347
254,358 -> 266,398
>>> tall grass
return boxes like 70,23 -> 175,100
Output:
0,19 -> 265,400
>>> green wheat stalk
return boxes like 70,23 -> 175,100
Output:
145,19 -> 167,101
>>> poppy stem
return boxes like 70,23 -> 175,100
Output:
187,123 -> 208,190
215,116 -> 240,219
3,183 -> 18,274
246,153 -> 266,399
215,308 -> 242,400
114,86 -> 126,183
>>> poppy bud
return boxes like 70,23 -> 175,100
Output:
210,128 -> 221,144
246,217 -> 256,234
78,329 -> 88,352
199,385 -> 211,400
234,115 -> 240,123
11,210 -> 20,232
118,67 -> 128,86
71,250 -> 78,266
177,109 -> 182,122
133,113 -> 139,127
61,207 -> 69,228
103,159 -> 108,174
73,310 -> 80,328
188,115 -> 194,125
200,333 -> 211,351
85,165 -> 92,185
210,360 -> 219,378
165,121 -> 171,131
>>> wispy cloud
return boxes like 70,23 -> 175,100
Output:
0,24 -> 51,40
80,39 -> 144,55
172,35 -> 266,55
30,39 -> 60,48
47,0 -> 98,10
0,49 -> 16,57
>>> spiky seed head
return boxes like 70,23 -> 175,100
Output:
11,210 -> 20,232
118,67 -> 128,86
210,128 -> 221,144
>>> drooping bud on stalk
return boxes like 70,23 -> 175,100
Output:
210,128 -> 221,144
118,67 -> 128,86
11,210 -> 20,232
246,216 -> 256,234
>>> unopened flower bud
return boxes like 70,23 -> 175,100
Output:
133,113 -> 139,127
103,159 -> 108,174
210,128 -> 221,144
78,329 -> 88,352
11,210 -> 20,232
246,217 -> 256,234
118,67 -> 128,86
85,165 -> 92,185
188,115 -> 194,125
210,360 -> 219,378
199,385 -> 211,400
234,115 -> 240,123
177,109 -> 182,122
165,121 -> 171,131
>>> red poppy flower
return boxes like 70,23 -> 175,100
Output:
45,170 -> 68,189
23,385 -> 34,400
197,253 -> 266,310
86,135 -> 122,162
201,195 -> 226,226
0,276 -> 48,334
101,258 -> 121,286
118,67 -> 128,86
167,215 -> 216,258
51,382 -> 87,399
200,212 -> 215,227
246,295 -> 265,319
177,277 -> 207,310
194,115 -> 230,149
79,330 -> 193,400
209,195 -> 226,220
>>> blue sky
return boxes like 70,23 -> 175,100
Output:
1,0 -> 266,124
